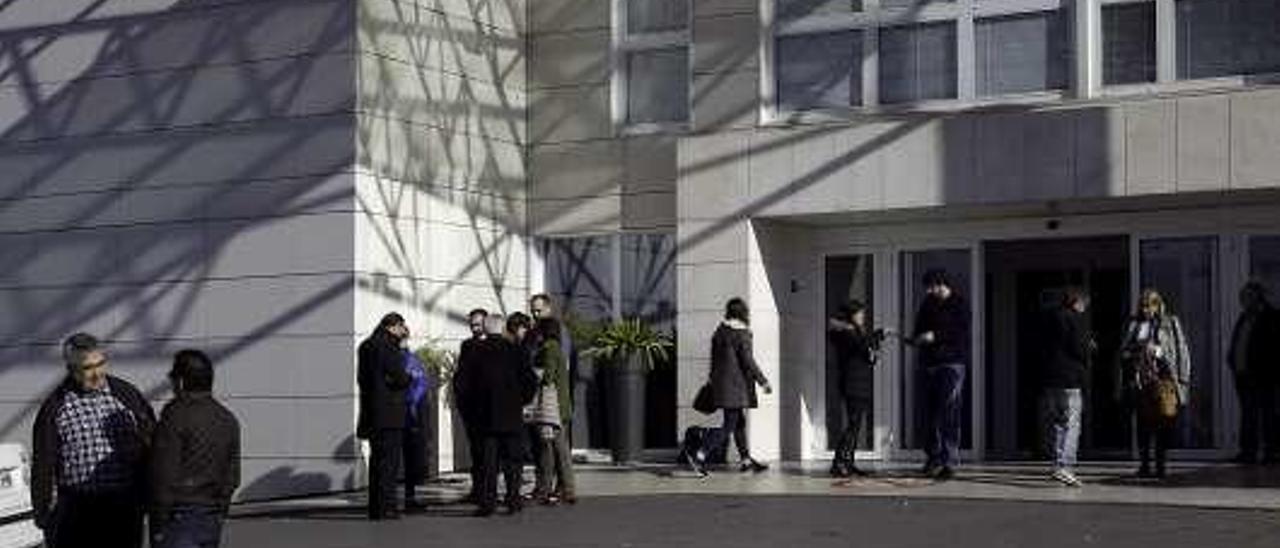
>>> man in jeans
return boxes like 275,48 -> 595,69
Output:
1041,288 -> 1093,487
911,270 -> 969,480
150,350 -> 241,547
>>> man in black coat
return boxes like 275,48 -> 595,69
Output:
1041,288 -> 1092,487
150,349 -> 241,548
911,269 -> 970,480
357,313 -> 412,520
30,333 -> 157,548
453,308 -> 489,502
453,315 -> 537,516
1229,282 -> 1280,464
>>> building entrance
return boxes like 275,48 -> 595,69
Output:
984,236 -> 1131,460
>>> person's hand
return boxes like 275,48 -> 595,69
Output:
917,331 -> 936,345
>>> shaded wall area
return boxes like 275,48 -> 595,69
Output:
0,0 -> 364,499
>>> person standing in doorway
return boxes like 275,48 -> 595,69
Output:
1118,289 -> 1191,479
827,300 -> 883,477
150,349 -> 241,548
1041,288 -> 1093,487
911,269 -> 970,481
454,308 -> 490,503
356,313 -> 413,520
31,333 -> 157,548
1228,282 -> 1280,464
696,298 -> 773,475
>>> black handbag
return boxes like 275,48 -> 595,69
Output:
693,383 -> 716,414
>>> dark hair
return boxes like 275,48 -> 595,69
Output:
378,312 -> 406,330
467,308 -> 489,319
506,312 -> 532,333
922,269 -> 950,288
530,293 -> 552,306
62,332 -> 101,365
1061,287 -> 1088,308
535,317 -> 562,341
837,299 -> 867,319
724,298 -> 749,323
170,349 -> 214,392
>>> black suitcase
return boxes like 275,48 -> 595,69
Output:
678,425 -> 726,465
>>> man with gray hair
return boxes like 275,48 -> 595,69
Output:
30,332 -> 157,548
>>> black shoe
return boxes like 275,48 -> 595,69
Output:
850,466 -> 871,477
473,507 -> 496,517
740,458 -> 768,473
1155,464 -> 1167,479
404,499 -> 428,511
505,499 -> 523,515
1136,465 -> 1154,478
921,462 -> 941,477
934,467 -> 955,481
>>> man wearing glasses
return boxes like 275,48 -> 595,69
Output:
30,332 -> 157,548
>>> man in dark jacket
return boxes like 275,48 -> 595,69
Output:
357,313 -> 412,520
454,308 -> 489,502
150,349 -> 241,548
1041,288 -> 1092,487
30,332 -> 157,548
911,270 -> 969,480
453,315 -> 537,516
1229,282 -> 1280,464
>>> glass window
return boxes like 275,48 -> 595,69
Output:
825,255 -> 875,451
879,22 -> 958,104
1176,0 -> 1280,80
543,237 -> 615,322
777,0 -> 863,23
620,234 -> 678,448
627,48 -> 690,124
777,31 -> 863,110
628,0 -> 689,34
1102,2 -> 1157,85
975,10 -> 1072,96
882,0 -> 952,9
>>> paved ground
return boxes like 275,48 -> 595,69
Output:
224,463 -> 1280,548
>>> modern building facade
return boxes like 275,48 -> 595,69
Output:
1,0 -> 1278,501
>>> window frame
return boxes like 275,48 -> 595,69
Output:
611,0 -> 694,135
763,0 -> 1280,122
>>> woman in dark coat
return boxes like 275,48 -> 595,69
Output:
827,300 -> 882,477
697,297 -> 772,474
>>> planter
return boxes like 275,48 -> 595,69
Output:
610,353 -> 647,464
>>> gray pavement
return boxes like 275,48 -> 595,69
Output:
224,462 -> 1280,547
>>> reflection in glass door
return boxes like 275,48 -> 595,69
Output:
1138,237 -> 1219,450
899,249 -> 973,452
825,255 -> 875,452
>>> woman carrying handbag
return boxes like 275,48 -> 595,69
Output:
1118,288 -> 1192,479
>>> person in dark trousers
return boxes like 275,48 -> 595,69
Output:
454,308 -> 489,502
1228,282 -> 1280,464
30,332 -> 157,548
694,298 -> 773,476
911,269 -> 970,481
453,315 -> 537,516
1041,288 -> 1093,487
401,346 -> 431,509
150,349 -> 241,548
1118,289 -> 1191,479
827,300 -> 884,478
356,313 -> 413,520
529,317 -> 575,505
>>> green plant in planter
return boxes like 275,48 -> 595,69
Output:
582,318 -> 674,370
415,340 -> 457,387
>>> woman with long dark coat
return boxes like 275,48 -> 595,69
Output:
827,300 -> 882,477
695,298 -> 772,475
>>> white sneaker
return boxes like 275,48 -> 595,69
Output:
1052,468 -> 1082,487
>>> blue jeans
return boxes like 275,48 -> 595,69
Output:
154,506 -> 224,548
1042,388 -> 1083,469
923,363 -> 965,468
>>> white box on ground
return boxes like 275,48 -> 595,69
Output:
0,444 -> 42,548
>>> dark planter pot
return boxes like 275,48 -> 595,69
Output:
610,354 -> 646,464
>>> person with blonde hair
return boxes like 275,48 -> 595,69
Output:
1118,289 -> 1191,479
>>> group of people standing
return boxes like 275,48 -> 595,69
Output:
355,294 -> 576,520
29,333 -> 241,548
823,269 -> 1279,487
